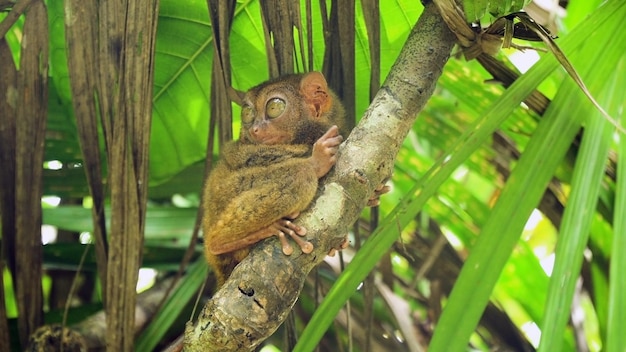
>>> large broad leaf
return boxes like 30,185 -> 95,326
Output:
42,0 -> 425,196
150,0 -> 214,183
463,0 -> 533,23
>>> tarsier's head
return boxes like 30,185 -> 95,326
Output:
239,71 -> 345,145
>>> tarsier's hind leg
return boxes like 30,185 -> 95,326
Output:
248,212 -> 313,255
206,164 -> 318,255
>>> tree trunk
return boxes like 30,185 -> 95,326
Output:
184,3 -> 456,351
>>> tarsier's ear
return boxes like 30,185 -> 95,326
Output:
300,71 -> 332,118
229,87 -> 245,106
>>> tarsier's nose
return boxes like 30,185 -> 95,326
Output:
250,120 -> 268,136
248,124 -> 266,143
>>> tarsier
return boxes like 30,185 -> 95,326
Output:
202,72 -> 389,285
202,72 -> 348,285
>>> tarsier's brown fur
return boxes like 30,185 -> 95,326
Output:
202,72 -> 347,285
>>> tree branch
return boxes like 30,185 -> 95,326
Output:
185,3 -> 456,351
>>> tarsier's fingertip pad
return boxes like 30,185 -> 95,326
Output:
301,242 -> 314,254
282,245 -> 294,255
278,233 -> 294,255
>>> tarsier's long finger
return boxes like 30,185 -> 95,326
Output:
322,136 -> 343,149
279,218 -> 307,236
277,232 -> 294,255
319,125 -> 339,140
367,198 -> 380,207
287,231 -> 314,254
376,184 -> 391,194
328,235 -> 350,257
368,184 -> 391,206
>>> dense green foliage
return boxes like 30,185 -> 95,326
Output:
1,0 -> 624,350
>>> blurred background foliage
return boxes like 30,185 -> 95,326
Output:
1,0 -> 625,350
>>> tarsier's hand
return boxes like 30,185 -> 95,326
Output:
310,126 -> 343,178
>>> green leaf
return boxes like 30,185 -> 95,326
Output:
151,0 -> 214,183
463,0 -> 489,23
42,242 -> 199,271
431,2 -> 626,351
462,0 -> 532,23
488,0 -> 531,18
430,73 -> 582,352
537,10 -> 625,352
606,57 -> 626,352
43,206 -> 197,241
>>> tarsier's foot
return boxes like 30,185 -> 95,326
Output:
327,235 -> 350,257
274,212 -> 314,255
367,183 -> 391,207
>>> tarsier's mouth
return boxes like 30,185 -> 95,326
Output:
252,136 -> 279,145
250,134 -> 288,145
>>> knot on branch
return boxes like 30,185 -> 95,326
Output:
238,284 -> 255,297
351,168 -> 369,184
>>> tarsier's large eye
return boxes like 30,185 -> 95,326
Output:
241,105 -> 254,123
265,98 -> 286,119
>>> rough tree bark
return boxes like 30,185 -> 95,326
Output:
0,0 -> 48,347
184,3 -> 456,351
63,1 -> 159,350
